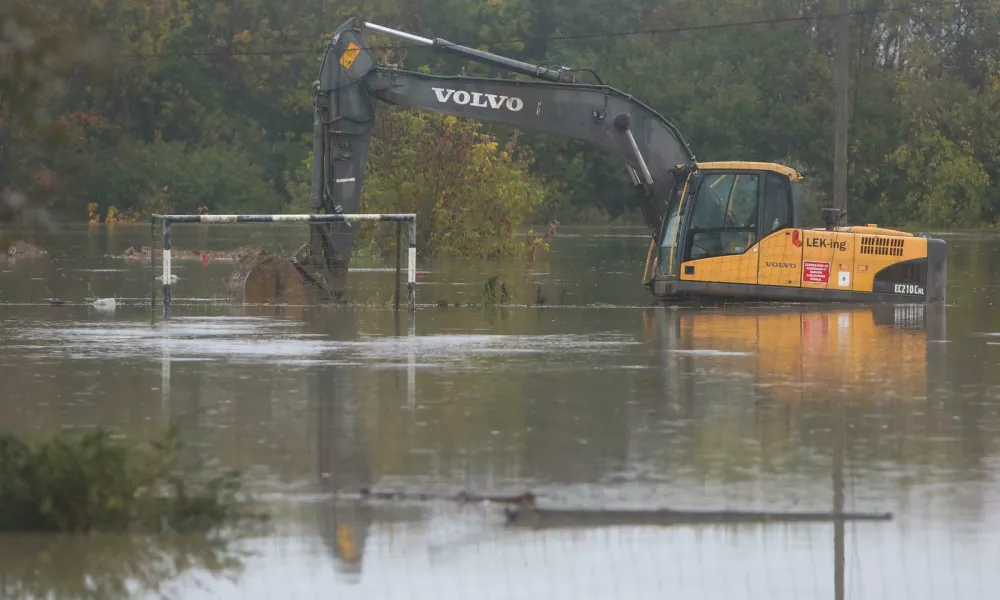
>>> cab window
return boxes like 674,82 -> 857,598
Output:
761,172 -> 792,236
685,172 -> 759,260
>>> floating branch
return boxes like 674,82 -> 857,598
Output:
503,506 -> 893,530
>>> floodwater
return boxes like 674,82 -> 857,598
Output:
1,223 -> 999,599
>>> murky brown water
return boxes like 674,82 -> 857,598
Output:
1,223 -> 999,599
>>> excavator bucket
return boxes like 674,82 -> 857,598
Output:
227,248 -> 317,305
222,19 -> 379,307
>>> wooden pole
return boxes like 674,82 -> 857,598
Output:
833,0 -> 851,216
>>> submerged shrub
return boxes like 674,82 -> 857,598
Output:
482,274 -> 513,306
0,425 -> 261,533
355,107 -> 549,259
1,531 -> 251,600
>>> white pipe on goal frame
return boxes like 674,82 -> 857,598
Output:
150,213 -> 417,316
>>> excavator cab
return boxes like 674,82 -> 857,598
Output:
657,162 -> 802,281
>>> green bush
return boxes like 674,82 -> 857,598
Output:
0,425 -> 261,533
1,531 -> 249,600
97,138 -> 283,217
41,120 -> 285,220
287,107 -> 552,259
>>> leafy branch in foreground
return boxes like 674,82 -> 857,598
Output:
0,531 -> 252,600
0,425 -> 266,533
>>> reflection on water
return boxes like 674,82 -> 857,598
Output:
1,225 -> 1000,599
650,303 -> 944,404
0,530 -> 251,600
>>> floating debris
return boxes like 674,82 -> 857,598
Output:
359,487 -> 536,506
92,298 -> 117,310
2,240 -> 48,267
120,245 -> 261,262
6,240 -> 48,258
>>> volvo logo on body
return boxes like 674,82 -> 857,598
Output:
432,87 -> 524,112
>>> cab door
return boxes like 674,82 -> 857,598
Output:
756,171 -> 802,288
679,171 -> 760,285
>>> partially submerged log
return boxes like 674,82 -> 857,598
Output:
356,488 -> 892,530
359,488 -> 537,506
503,505 -> 893,530
356,487 -> 893,531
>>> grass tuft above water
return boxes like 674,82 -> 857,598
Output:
0,424 -> 265,533
482,274 -> 512,306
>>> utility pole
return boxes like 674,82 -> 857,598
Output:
833,0 -> 851,216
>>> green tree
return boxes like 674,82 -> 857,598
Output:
0,0 -> 104,220
7,0 -> 1000,231
356,107 -> 547,258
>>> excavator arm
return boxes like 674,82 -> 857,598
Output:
300,17 -> 695,300
372,69 -> 694,227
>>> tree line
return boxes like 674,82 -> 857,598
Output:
2,0 -> 999,249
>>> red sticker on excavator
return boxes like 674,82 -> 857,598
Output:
802,260 -> 830,283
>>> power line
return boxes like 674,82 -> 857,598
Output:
125,0 -> 994,60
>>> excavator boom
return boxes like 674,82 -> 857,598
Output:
298,18 -> 694,299
370,67 -> 696,230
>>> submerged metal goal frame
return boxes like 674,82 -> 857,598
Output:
150,213 -> 417,316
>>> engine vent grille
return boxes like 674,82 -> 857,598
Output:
860,236 -> 904,256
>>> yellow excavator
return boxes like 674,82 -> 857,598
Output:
295,18 -> 946,305
646,162 -> 946,303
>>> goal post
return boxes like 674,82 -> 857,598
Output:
150,213 -> 417,316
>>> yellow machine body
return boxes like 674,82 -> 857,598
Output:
649,163 -> 947,304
